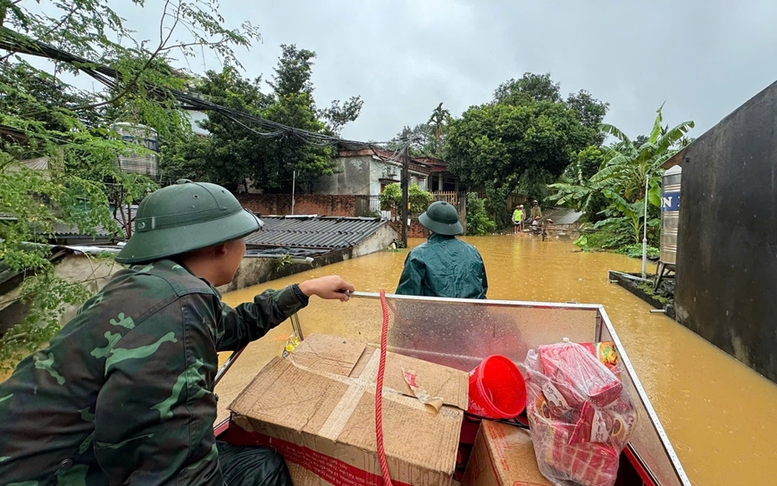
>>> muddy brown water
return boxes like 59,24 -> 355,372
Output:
217,236 -> 777,486
1,236 -> 773,484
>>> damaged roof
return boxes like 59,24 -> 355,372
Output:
244,215 -> 387,250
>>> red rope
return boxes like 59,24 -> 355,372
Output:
376,289 -> 393,485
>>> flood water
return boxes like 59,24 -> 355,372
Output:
217,236 -> 777,485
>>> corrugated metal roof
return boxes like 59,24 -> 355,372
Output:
22,157 -> 49,171
244,215 -> 386,250
543,207 -> 585,225
53,205 -> 138,238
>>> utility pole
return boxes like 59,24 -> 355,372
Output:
641,175 -> 649,279
291,170 -> 296,215
400,139 -> 410,248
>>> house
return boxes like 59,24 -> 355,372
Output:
414,156 -> 463,192
112,122 -> 160,180
312,148 -> 432,196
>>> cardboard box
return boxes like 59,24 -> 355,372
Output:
229,333 -> 469,486
462,420 -> 552,486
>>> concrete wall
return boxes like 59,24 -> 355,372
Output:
0,254 -> 124,334
352,224 -> 399,258
313,156 -> 372,195
674,79 -> 777,383
237,193 -> 358,216
312,155 -> 429,196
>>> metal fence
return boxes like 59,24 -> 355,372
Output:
354,195 -> 389,219
432,191 -> 459,204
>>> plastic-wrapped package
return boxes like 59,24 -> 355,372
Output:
524,340 -> 637,486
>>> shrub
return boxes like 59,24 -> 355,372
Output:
615,244 -> 660,259
379,183 -> 434,213
466,192 -> 496,235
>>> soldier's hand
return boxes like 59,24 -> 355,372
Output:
298,276 -> 355,302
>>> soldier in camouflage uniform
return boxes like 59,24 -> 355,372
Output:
0,180 -> 354,486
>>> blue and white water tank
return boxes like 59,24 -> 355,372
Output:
660,165 -> 682,265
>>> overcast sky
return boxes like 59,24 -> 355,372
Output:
67,1 -> 777,143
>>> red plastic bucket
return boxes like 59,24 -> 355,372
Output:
467,355 -> 526,419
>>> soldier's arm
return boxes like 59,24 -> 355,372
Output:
217,276 -> 354,351
216,286 -> 307,352
92,297 -> 222,485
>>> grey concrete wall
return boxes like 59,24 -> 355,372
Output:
0,254 -> 124,333
674,79 -> 777,383
312,156 -> 371,195
351,224 -> 399,258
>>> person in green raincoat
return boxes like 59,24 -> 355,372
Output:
395,201 -> 488,299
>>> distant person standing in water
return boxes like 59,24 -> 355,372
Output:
530,199 -> 542,220
396,201 -> 488,299
512,204 -> 524,235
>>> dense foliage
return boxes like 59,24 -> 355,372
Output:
549,105 -> 694,250
444,73 -> 609,226
388,102 -> 452,158
465,193 -> 496,236
379,183 -> 434,214
164,46 -> 363,193
0,0 -> 259,367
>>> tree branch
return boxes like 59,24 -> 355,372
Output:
71,0 -> 179,112
0,3 -> 80,63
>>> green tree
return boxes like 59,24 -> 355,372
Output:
379,183 -> 433,213
0,0 -> 260,367
566,90 -> 610,146
494,73 -> 562,104
387,123 -> 434,156
598,105 -> 694,202
426,102 -> 451,157
445,74 -> 604,226
547,146 -> 608,220
165,45 -> 362,193
162,66 -> 275,188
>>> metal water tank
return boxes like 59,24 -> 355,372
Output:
112,123 -> 159,178
659,165 -> 682,264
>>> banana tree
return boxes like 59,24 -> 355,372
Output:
598,185 -> 661,245
595,104 -> 694,202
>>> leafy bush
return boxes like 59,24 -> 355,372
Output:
573,225 -> 631,251
379,183 -> 434,213
574,229 -> 660,260
466,192 -> 496,235
615,244 -> 660,259
379,183 -> 401,210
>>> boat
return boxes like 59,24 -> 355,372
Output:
214,292 -> 691,486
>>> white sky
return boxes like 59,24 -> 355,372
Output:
26,0 -> 777,144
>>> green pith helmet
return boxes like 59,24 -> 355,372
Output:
419,201 -> 463,236
115,179 -> 262,264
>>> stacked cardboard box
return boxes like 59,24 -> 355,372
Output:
462,420 -> 552,486
229,333 -> 469,486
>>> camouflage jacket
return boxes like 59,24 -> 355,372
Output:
0,259 -> 307,486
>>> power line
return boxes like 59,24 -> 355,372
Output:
0,28 -> 398,152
